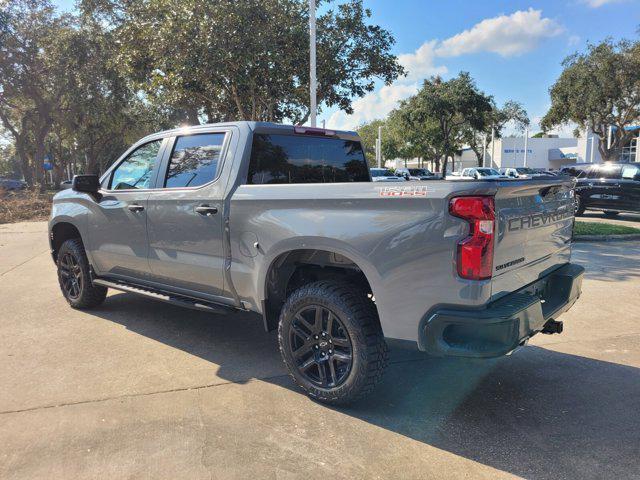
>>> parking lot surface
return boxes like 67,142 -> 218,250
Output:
1,221 -> 639,479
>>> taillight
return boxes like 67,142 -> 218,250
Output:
449,196 -> 495,280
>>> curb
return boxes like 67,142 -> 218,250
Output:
573,234 -> 640,242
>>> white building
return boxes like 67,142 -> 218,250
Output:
576,127 -> 639,164
385,128 -> 640,173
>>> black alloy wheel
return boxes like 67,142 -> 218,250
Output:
288,305 -> 353,388
278,280 -> 388,405
56,238 -> 107,309
59,251 -> 83,300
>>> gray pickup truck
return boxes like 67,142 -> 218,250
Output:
49,122 -> 584,404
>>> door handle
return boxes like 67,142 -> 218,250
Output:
195,205 -> 218,216
127,204 -> 145,213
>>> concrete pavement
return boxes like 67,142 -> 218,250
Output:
1,221 -> 639,479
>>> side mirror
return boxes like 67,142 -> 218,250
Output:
72,174 -> 100,194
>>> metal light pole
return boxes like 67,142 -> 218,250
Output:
376,125 -> 383,168
482,134 -> 487,168
309,0 -> 317,128
590,134 -> 595,163
523,128 -> 529,167
490,127 -> 495,168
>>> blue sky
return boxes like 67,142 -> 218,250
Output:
54,0 -> 639,134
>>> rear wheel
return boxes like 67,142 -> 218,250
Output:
57,239 -> 107,309
278,280 -> 388,405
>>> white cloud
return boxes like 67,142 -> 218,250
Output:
435,8 -> 564,57
328,42 -> 447,130
584,0 -> 627,7
327,9 -> 563,131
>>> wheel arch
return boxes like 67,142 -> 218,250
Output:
50,220 -> 83,262
259,241 -> 382,333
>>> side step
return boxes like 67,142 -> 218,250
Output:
93,278 -> 236,315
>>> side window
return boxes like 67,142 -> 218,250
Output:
164,133 -> 225,188
247,134 -> 369,184
110,140 -> 162,190
621,165 -> 639,180
587,167 -> 621,180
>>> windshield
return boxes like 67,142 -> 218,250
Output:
516,168 -> 536,174
371,169 -> 395,177
477,168 -> 500,176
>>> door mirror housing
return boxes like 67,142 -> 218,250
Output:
72,174 -> 100,194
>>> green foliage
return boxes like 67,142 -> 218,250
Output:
83,0 -> 404,125
398,73 -> 493,172
355,119 -> 385,165
462,100 -> 529,166
573,221 -> 640,236
541,38 -> 640,162
0,0 -> 404,185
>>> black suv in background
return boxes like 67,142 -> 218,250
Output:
575,163 -> 640,217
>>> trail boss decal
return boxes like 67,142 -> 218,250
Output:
379,186 -> 428,197
507,208 -> 573,232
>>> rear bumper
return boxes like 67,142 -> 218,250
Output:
418,263 -> 584,358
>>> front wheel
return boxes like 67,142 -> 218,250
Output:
278,281 -> 388,405
57,238 -> 107,309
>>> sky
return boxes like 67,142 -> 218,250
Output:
54,0 -> 640,135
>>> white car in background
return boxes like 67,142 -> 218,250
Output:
370,168 -> 406,182
457,167 -> 509,180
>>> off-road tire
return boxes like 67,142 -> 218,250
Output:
57,238 -> 107,309
278,280 -> 388,405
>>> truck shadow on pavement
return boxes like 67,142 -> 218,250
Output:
90,292 -> 640,480
572,242 -> 640,282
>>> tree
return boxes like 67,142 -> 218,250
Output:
81,0 -> 405,125
463,100 -> 529,166
541,38 -> 640,162
398,73 -> 493,173
0,0 -> 73,188
356,119 -> 385,164
51,20 -> 170,177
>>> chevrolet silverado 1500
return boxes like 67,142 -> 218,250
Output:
49,122 -> 584,404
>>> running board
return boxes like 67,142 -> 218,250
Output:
92,278 -> 236,315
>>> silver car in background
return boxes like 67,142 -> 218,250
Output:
370,167 -> 405,182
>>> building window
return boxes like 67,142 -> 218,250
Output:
620,136 -> 637,163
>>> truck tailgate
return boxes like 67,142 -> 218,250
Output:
491,177 -> 575,300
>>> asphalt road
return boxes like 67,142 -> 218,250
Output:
1,221 -> 639,480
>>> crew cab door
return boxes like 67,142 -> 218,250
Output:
89,138 -> 166,279
145,131 -> 229,298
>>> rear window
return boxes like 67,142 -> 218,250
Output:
247,134 -> 369,184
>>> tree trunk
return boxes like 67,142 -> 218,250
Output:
186,107 -> 201,125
